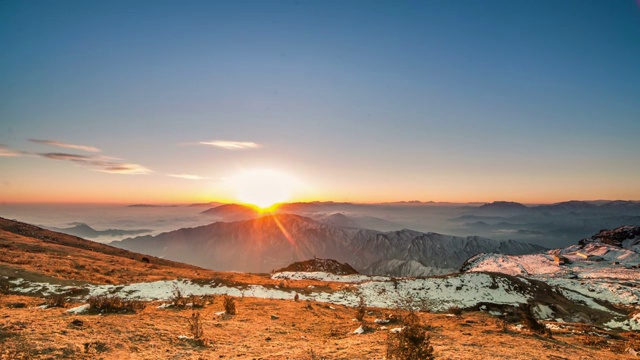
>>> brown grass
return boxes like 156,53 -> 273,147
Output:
1,294 -> 638,359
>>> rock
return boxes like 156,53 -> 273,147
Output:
71,319 -> 84,327
270,314 -> 279,320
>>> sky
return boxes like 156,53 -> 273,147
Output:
1,0 -> 639,204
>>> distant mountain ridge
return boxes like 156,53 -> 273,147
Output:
45,223 -> 151,239
112,214 -> 545,276
471,200 -> 640,214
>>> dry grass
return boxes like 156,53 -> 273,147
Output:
1,294 -> 638,359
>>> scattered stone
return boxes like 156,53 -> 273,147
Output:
71,319 -> 84,327
270,314 -> 279,320
66,304 -> 90,314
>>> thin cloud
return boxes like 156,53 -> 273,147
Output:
0,145 -> 25,157
29,139 -> 101,153
97,164 -> 152,175
38,152 -> 152,175
199,140 -> 260,150
167,174 -> 210,180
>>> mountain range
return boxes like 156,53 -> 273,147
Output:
45,222 -> 151,239
112,214 -> 545,276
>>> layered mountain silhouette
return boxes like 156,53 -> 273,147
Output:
112,214 -> 544,276
45,223 -> 151,239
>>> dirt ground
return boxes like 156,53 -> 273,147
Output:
1,294 -> 638,360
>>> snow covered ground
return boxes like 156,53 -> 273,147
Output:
461,231 -> 640,330
5,273 -> 532,312
4,267 -> 637,330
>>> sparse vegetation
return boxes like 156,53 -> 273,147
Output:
45,294 -> 67,308
223,295 -> 236,315
188,311 -> 207,346
447,305 -> 462,317
87,295 -> 145,313
386,312 -> 435,360
355,297 -> 366,321
294,293 -> 299,302
517,304 -> 547,335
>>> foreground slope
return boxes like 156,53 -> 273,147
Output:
112,214 -> 545,276
1,218 -> 639,359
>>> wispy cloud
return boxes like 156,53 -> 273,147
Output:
97,164 -> 152,175
0,145 -> 25,157
29,139 -> 101,153
198,140 -> 260,150
167,174 -> 210,180
38,152 -> 152,175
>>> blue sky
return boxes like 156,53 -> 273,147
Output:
1,0 -> 639,203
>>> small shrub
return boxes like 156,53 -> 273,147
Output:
188,312 -> 206,345
46,294 -> 67,308
223,296 -> 236,315
83,341 -> 109,354
355,297 -> 366,321
88,295 -> 144,313
172,285 -> 187,308
517,304 -> 548,336
386,312 -> 434,360
294,293 -> 299,302
447,306 -> 462,317
186,295 -> 207,309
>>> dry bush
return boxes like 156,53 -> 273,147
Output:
517,304 -> 548,336
223,295 -> 236,315
188,312 -> 206,346
294,293 -> 299,302
188,295 -> 207,309
386,312 -> 434,360
83,341 -> 109,354
46,294 -> 67,308
88,295 -> 145,313
172,285 -> 187,308
355,297 -> 366,321
447,306 -> 462,317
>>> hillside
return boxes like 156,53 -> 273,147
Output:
1,218 -> 639,359
112,214 -> 545,276
274,258 -> 359,275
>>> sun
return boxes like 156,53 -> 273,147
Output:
229,169 -> 296,210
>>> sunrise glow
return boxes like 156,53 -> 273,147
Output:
229,169 -> 297,209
